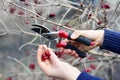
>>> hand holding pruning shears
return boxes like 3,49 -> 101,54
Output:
31,24 -> 104,58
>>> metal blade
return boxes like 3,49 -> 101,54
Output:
31,28 -> 41,33
32,24 -> 51,34
42,32 -> 59,40
31,24 -> 57,40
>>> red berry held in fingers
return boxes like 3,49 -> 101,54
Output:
29,63 -> 35,70
41,53 -> 46,61
41,50 -> 51,61
45,50 -> 51,57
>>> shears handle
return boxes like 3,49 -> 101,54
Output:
56,42 -> 87,58
58,30 -> 94,46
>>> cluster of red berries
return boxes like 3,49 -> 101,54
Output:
54,51 -> 64,58
9,6 -> 25,16
41,50 -> 51,61
41,50 -> 64,61
83,56 -> 97,72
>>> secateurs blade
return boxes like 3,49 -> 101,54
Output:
31,24 -> 56,40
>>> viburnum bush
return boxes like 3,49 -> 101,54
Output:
0,0 -> 120,80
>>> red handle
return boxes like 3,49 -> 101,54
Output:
56,42 -> 67,48
58,30 -> 68,38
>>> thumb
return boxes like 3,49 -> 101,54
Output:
71,30 -> 84,39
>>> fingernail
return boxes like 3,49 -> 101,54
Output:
71,33 -> 76,39
90,42 -> 95,46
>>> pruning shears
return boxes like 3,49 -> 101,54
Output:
31,24 -> 95,58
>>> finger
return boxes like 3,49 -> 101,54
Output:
75,54 -> 79,58
42,45 -> 51,65
48,48 -> 60,64
71,30 -> 82,39
62,39 -> 69,43
37,45 -> 46,70
63,49 -> 73,54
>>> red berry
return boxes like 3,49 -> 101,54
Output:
6,77 -> 12,80
101,4 -> 110,9
36,12 -> 42,17
52,27 -> 57,31
41,53 -> 48,61
54,51 -> 64,57
90,64 -> 96,69
25,51 -> 30,56
97,20 -> 102,25
41,55 -> 48,61
18,11 -> 24,15
65,24 -> 71,28
9,7 -> 16,14
88,56 -> 96,60
24,3 -> 30,6
88,13 -> 92,19
34,0 -> 39,4
49,13 -> 56,18
29,63 -> 35,70
25,20 -> 29,24
45,50 -> 51,57
84,68 -> 91,72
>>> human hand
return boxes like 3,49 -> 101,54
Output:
37,45 -> 80,80
61,30 -> 104,57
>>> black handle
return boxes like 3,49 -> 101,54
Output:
67,33 -> 92,46
65,43 -> 86,58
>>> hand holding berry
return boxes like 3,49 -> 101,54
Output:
37,45 -> 80,80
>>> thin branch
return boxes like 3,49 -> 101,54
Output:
7,56 -> 32,74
